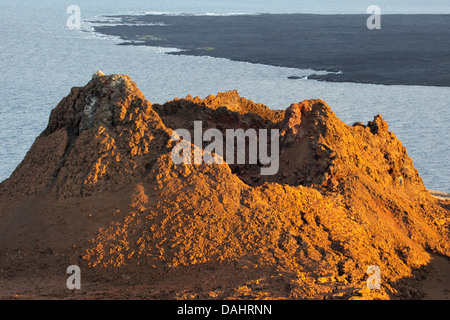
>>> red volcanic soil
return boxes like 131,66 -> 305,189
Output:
0,73 -> 449,300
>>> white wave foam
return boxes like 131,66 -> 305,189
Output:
88,22 -> 169,27
102,11 -> 261,17
86,15 -> 169,27
151,47 -> 184,54
78,25 -> 123,44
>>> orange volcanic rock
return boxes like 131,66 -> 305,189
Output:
0,73 -> 448,300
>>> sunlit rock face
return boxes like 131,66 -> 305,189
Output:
0,73 -> 448,300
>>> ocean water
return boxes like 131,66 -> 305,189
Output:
0,0 -> 449,192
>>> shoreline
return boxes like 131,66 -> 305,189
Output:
92,13 -> 450,87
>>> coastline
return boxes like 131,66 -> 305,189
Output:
91,13 -> 450,87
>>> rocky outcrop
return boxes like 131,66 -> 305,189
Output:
1,74 -> 170,198
0,73 -> 448,300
